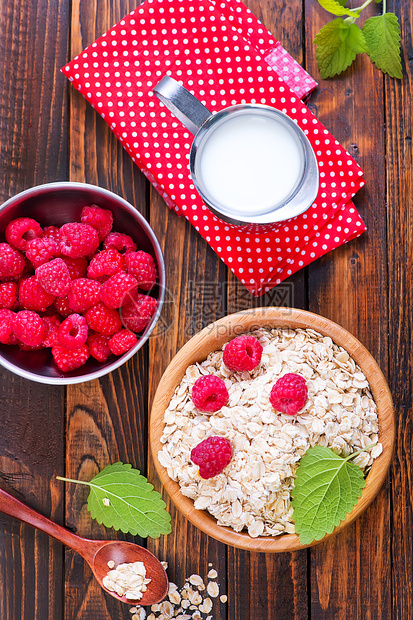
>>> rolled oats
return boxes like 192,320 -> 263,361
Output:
159,328 -> 381,537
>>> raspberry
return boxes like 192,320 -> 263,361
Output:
0,282 -> 18,309
19,276 -> 55,312
84,302 -> 122,336
223,335 -> 263,372
36,258 -> 72,297
100,273 -> 138,309
0,243 -> 25,279
80,205 -> 113,242
124,251 -> 158,291
26,237 -> 59,268
68,278 -> 102,313
108,329 -> 138,356
42,226 -> 61,242
120,292 -> 157,333
88,332 -> 111,362
190,436 -> 233,479
57,314 -> 88,350
54,295 -> 74,317
87,249 -> 125,281
5,217 -> 42,251
59,222 -> 99,258
191,375 -> 229,413
269,373 -> 308,415
52,344 -> 89,372
103,232 -> 136,254
42,315 -> 61,347
60,256 -> 88,280
0,309 -> 15,344
13,310 -> 46,346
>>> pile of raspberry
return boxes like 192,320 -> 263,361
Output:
0,206 -> 158,373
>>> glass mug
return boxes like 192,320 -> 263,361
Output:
153,76 -> 318,227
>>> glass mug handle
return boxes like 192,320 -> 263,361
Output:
153,76 -> 211,135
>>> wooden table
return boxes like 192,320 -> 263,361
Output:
0,0 -> 410,618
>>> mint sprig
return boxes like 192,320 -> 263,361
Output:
291,444 -> 376,545
57,462 -> 172,538
314,0 -> 402,79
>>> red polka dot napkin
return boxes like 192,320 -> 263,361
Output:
62,0 -> 366,296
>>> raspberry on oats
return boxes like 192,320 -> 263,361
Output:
100,272 -> 138,309
57,314 -> 88,350
13,310 -> 45,347
223,335 -> 263,372
87,249 -> 125,281
269,373 -> 308,416
84,302 -> 122,336
88,332 -> 111,362
61,256 -> 88,280
191,375 -> 229,413
108,329 -> 137,356
26,237 -> 59,268
191,436 -> 233,479
68,278 -> 102,313
124,251 -> 157,291
0,309 -> 15,344
52,344 -> 89,372
59,222 -> 99,258
36,258 -> 72,297
120,292 -> 157,333
19,276 -> 55,312
80,205 -> 113,242
0,282 -> 18,309
6,217 -> 42,251
0,243 -> 25,279
103,232 -> 137,254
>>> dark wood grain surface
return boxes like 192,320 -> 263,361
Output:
0,0 -> 410,618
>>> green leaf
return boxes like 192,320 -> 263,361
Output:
291,446 -> 367,545
317,0 -> 359,17
57,463 -> 172,538
314,19 -> 367,79
363,13 -> 403,79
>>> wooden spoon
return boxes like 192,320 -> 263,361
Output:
0,487 -> 168,605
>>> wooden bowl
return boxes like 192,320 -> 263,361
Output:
150,308 -> 395,552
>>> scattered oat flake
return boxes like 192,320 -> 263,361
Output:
206,582 -> 219,598
207,569 -> 217,579
220,595 -> 228,603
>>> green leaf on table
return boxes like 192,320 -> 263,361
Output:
291,445 -> 369,545
314,19 -> 368,79
57,462 -> 171,538
363,13 -> 403,79
317,0 -> 358,17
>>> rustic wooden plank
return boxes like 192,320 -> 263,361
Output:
386,1 -> 413,619
66,2 -> 150,619
224,1 -> 309,618
0,0 -> 69,618
147,189 -> 229,619
305,1 -> 391,618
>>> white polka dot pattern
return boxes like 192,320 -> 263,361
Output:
62,0 -> 366,296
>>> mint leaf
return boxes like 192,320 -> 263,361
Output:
318,0 -> 358,17
363,13 -> 403,79
57,462 -> 172,538
291,446 -> 370,545
314,19 -> 367,79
